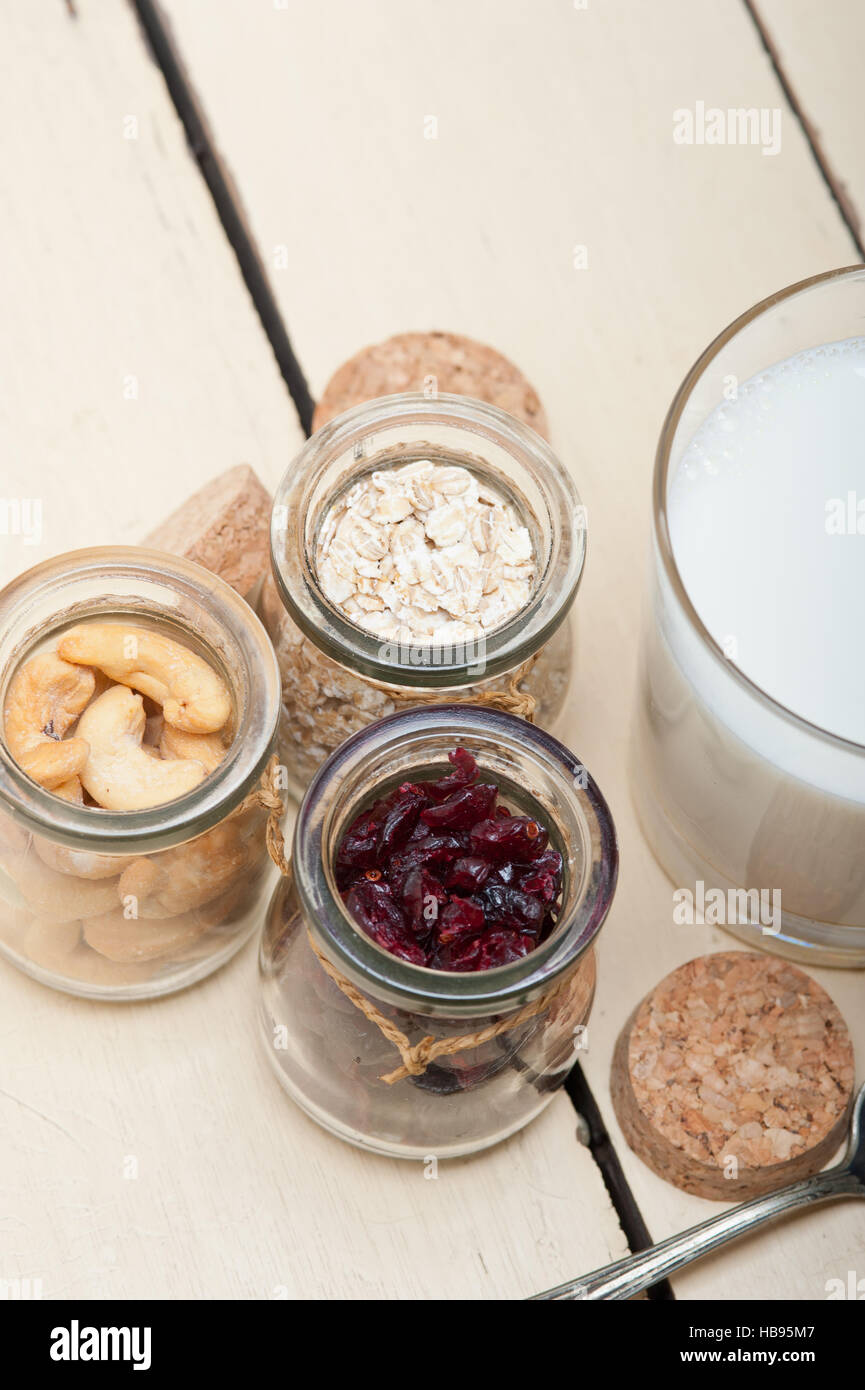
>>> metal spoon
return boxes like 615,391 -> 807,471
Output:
532,1081 -> 865,1301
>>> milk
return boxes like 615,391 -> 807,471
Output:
668,337 -> 865,746
633,332 -> 865,965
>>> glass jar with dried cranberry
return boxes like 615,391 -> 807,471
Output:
259,705 -> 617,1158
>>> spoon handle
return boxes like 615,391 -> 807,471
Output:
532,1167 -> 860,1301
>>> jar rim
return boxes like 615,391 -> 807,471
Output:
291,704 -> 618,1016
0,547 -> 281,853
654,264 -> 865,759
269,392 -> 587,688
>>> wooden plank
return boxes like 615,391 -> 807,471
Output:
0,0 -> 627,1300
0,0 -> 304,592
160,0 -> 865,1299
753,0 -> 865,246
2,949 -> 626,1300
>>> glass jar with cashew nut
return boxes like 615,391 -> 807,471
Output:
0,548 -> 281,999
260,394 -> 586,800
259,706 -> 617,1158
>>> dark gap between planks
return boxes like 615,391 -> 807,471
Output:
744,0 -> 865,260
126,0 -> 672,1296
567,1065 -> 674,1300
131,0 -> 316,434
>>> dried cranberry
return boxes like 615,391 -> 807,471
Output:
437,934 -> 484,972
401,867 -> 448,934
526,848 -> 563,878
469,816 -> 548,863
426,747 -> 478,801
376,782 -> 428,858
437,896 -> 485,944
420,783 -> 497,830
479,884 -> 545,933
446,855 -> 492,892
345,880 -> 427,966
335,746 -> 561,974
400,832 -> 468,869
522,867 -> 561,900
406,818 -> 433,844
410,1058 -> 506,1094
520,850 -> 563,904
345,877 -> 402,929
335,811 -> 383,872
478,931 -> 535,968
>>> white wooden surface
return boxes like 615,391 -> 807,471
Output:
0,0 -> 303,591
3,952 -> 626,1300
756,0 -> 865,240
0,0 -> 628,1301
158,0 -> 865,1300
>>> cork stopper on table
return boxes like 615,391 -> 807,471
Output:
312,331 -> 550,440
611,951 -> 854,1200
143,464 -> 272,599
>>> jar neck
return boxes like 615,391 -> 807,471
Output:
291,705 -> 617,1020
0,547 -> 280,853
270,393 -> 586,689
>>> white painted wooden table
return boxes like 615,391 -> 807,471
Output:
1,0 -> 863,1301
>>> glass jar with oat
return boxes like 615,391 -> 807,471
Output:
0,548 -> 280,999
260,394 -> 586,798
259,705 -> 617,1158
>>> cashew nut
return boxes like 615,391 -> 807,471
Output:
76,686 -> 206,810
116,871 -> 177,920
117,821 -> 247,916
58,945 -> 152,988
159,724 -> 226,775
84,909 -> 208,963
4,652 -> 94,789
197,878 -> 247,930
58,623 -> 231,734
165,821 -> 248,913
23,917 -> 81,970
34,835 -> 129,881
118,857 -> 162,905
54,777 -> 85,804
5,855 -> 120,920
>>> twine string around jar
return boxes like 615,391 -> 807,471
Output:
365,651 -> 540,723
250,753 -> 569,1084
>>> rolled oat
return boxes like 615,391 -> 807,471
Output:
315,460 -> 536,644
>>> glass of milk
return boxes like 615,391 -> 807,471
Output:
633,266 -> 865,967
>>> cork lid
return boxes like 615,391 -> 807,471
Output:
312,331 -> 549,440
611,951 -> 854,1200
143,464 -> 271,599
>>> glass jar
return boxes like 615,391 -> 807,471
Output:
0,547 -> 281,998
259,705 -> 617,1158
260,393 -> 586,799
633,267 -> 865,967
